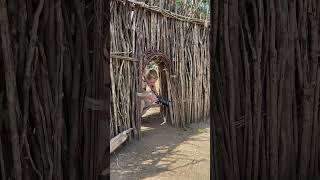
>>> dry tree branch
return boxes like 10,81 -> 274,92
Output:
0,0 -> 23,179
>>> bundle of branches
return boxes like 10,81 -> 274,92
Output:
210,0 -> 320,179
0,0 -> 110,179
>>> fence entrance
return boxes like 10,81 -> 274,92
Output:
136,49 -> 174,138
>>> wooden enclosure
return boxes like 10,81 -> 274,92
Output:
210,0 -> 320,179
136,49 -> 174,138
110,0 -> 210,138
0,0 -> 110,179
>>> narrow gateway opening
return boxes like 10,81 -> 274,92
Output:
136,50 -> 174,138
141,59 -> 168,134
141,61 -> 162,135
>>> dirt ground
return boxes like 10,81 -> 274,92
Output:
110,107 -> 210,180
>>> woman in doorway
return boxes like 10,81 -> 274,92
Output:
138,69 -> 160,115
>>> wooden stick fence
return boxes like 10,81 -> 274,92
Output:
110,0 -> 210,138
0,0 -> 110,179
210,0 -> 320,179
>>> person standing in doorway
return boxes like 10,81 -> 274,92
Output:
138,69 -> 159,115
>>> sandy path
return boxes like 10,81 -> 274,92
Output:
110,108 -> 210,180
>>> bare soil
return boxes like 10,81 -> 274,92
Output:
110,108 -> 210,180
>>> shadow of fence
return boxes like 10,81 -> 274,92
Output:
110,111 -> 210,179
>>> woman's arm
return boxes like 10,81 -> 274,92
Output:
137,91 -> 158,102
144,94 -> 158,103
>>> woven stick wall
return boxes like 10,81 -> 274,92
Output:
0,0 -> 109,179
110,0 -> 210,138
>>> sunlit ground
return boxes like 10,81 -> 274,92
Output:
111,108 -> 210,180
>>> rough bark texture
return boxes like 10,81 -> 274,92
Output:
0,0 -> 110,179
210,0 -> 320,179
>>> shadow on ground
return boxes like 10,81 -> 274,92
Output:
110,108 -> 210,180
